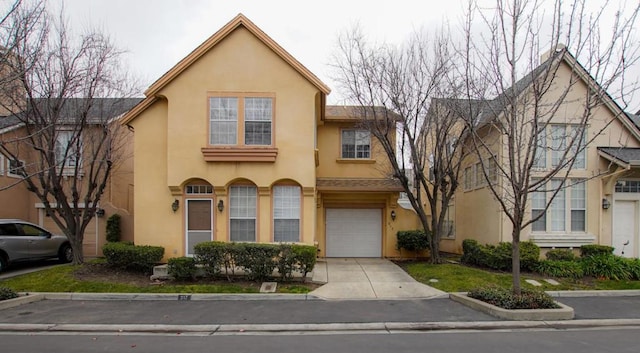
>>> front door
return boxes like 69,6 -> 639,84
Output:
612,200 -> 638,258
185,199 -> 213,256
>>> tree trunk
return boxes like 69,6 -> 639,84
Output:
70,230 -> 85,265
430,237 -> 441,264
511,229 -> 521,295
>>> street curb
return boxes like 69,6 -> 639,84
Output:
15,292 -> 321,302
1,319 -> 640,334
547,290 -> 640,297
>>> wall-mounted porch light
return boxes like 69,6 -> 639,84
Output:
217,199 -> 224,212
390,210 -> 396,221
171,199 -> 179,212
602,198 -> 611,210
96,208 -> 105,217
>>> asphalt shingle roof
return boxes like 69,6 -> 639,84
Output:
316,178 -> 404,192
0,98 -> 142,131
598,147 -> 640,165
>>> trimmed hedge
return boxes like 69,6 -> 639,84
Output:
580,244 -> 614,258
102,242 -> 165,274
460,239 -> 540,272
168,257 -> 197,281
536,260 -> 584,279
396,230 -> 430,253
545,249 -> 576,262
193,242 -> 317,282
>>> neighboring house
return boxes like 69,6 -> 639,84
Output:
437,49 -> 640,258
0,98 -> 140,256
120,14 -> 419,260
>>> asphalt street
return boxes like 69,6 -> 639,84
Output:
1,327 -> 639,353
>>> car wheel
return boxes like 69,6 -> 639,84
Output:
59,244 -> 73,263
0,255 -> 7,273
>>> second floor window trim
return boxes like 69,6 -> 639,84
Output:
208,93 -> 274,147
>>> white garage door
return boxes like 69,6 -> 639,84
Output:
326,208 -> 382,257
612,200 -> 638,258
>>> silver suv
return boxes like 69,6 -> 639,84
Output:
0,219 -> 73,272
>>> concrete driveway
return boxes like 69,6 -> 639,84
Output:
309,258 -> 446,300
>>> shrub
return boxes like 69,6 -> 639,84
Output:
580,244 -> 614,258
0,287 -> 18,301
460,239 -> 483,265
168,257 -> 197,281
460,239 -> 539,272
292,244 -> 317,282
234,243 -> 280,281
102,242 -> 164,274
194,241 -> 227,277
105,214 -> 122,243
467,285 -> 559,310
624,258 -> 640,280
276,244 -> 297,281
580,254 -> 630,280
396,230 -> 430,253
545,249 -> 576,261
536,260 -> 584,279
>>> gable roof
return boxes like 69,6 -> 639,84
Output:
598,147 -> 640,168
446,49 -> 640,142
121,14 -> 330,125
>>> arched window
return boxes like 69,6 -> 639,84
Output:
273,185 -> 301,242
229,185 -> 257,242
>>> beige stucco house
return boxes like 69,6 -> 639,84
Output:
439,49 -> 640,258
0,99 -> 140,257
120,14 -> 418,260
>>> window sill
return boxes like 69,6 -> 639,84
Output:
529,233 -> 595,248
336,158 -> 375,164
201,147 -> 278,162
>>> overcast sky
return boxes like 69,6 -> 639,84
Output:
49,0 -> 639,108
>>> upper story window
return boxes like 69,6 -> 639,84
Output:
7,158 -> 24,178
55,130 -> 81,169
341,129 -> 370,159
209,95 -> 273,147
534,124 -> 586,170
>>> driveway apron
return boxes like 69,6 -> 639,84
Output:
309,258 -> 446,300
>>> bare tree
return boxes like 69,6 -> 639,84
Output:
0,0 -> 139,263
457,0 -> 640,294
333,28 -> 470,263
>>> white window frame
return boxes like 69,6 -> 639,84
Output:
341,129 -> 371,159
536,124 -> 586,170
243,97 -> 272,146
0,154 -> 4,176
209,97 -> 239,145
273,185 -> 301,243
7,158 -> 25,178
442,201 -> 455,239
229,185 -> 257,242
55,130 -> 82,172
530,178 -> 586,234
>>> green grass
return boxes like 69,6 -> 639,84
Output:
402,262 -> 640,292
0,264 -> 312,294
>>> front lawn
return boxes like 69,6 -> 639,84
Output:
400,261 -> 640,292
0,261 -> 317,294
